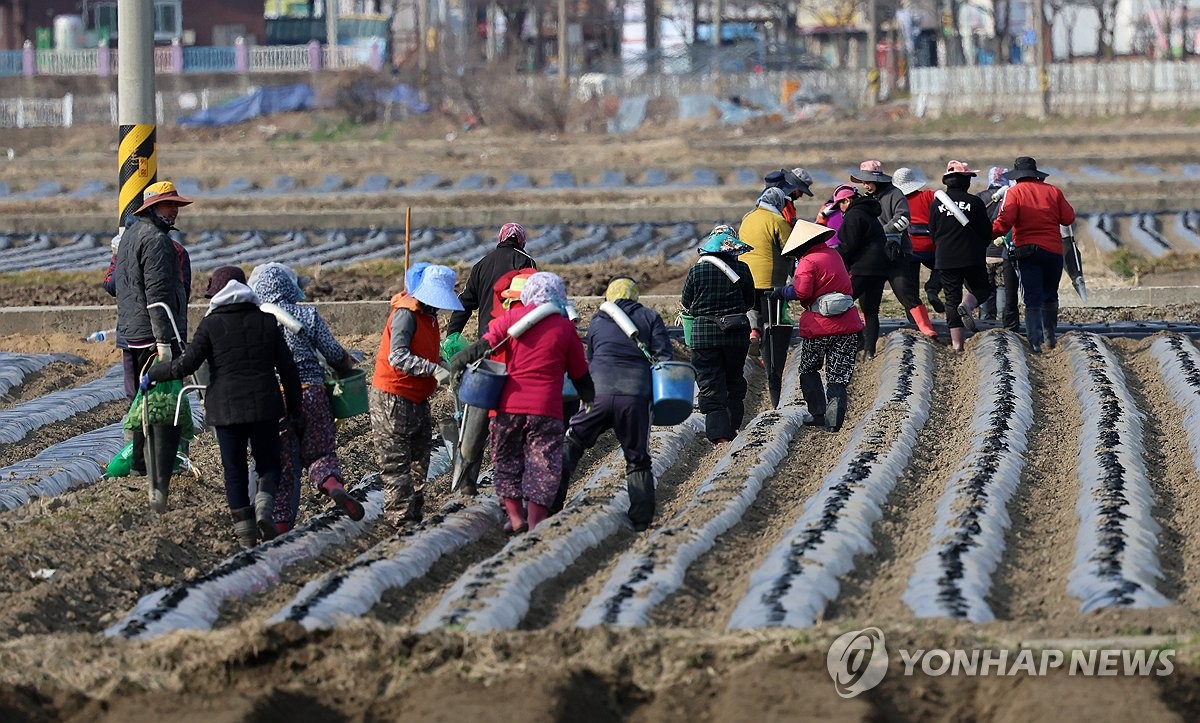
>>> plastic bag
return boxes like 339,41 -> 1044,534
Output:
105,440 -> 191,478
441,332 -> 469,364
123,379 -> 196,440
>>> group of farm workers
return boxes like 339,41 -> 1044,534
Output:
109,156 -> 1074,545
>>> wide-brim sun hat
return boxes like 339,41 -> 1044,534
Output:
942,160 -> 980,182
850,159 -> 892,184
134,180 -> 193,215
411,264 -> 465,311
790,167 -> 816,197
1003,156 -> 1049,181
782,219 -> 837,256
892,167 -> 928,195
405,261 -> 431,294
698,225 -> 752,255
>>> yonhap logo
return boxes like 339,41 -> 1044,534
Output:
827,627 -> 888,698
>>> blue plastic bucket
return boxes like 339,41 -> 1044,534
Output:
651,361 -> 695,426
458,359 -> 507,410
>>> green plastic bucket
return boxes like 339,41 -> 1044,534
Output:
681,313 -> 694,347
327,369 -> 369,419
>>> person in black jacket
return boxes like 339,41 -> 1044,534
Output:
557,277 -> 673,530
144,273 -> 302,548
929,161 -> 994,351
835,189 -> 915,358
444,222 -> 536,343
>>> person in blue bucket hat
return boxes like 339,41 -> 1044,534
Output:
681,225 -> 756,444
557,276 -> 672,531
370,264 -> 462,526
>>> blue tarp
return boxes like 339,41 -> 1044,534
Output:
383,84 -> 430,114
178,84 -> 316,127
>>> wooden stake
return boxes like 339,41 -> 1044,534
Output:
404,206 -> 411,275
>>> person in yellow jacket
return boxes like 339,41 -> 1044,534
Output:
738,186 -> 794,355
370,264 -> 462,526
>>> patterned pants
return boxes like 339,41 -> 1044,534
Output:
369,386 -> 431,519
273,384 -> 344,526
491,412 -> 563,507
798,333 -> 858,385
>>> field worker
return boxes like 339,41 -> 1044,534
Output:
250,263 -> 363,531
848,162 -> 939,343
370,265 -> 461,526
739,186 -> 794,356
978,167 -> 1019,330
815,184 -> 858,241
929,161 -> 994,352
770,222 -> 863,432
558,276 -> 672,530
142,272 -> 301,547
681,225 -> 756,444
992,157 -> 1076,352
892,167 -> 944,314
450,272 -> 593,533
113,180 -> 194,511
443,222 -> 536,353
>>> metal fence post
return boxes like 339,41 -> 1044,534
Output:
98,42 -> 110,77
308,39 -> 322,72
235,37 -> 249,73
63,93 -> 73,127
22,40 -> 34,77
16,97 -> 23,128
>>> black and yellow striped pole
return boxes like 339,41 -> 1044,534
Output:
117,0 -> 157,229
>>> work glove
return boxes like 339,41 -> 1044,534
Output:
573,373 -> 596,405
434,364 -> 452,387
767,286 -> 788,301
139,374 -> 154,393
449,338 -> 492,377
332,350 -> 357,376
884,236 -> 902,262
156,342 -> 173,362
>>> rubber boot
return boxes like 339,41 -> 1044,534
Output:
626,467 -> 656,532
503,496 -> 527,533
553,438 -> 586,514
862,320 -> 880,359
231,507 -> 257,548
146,424 -> 178,513
320,477 -> 365,521
1025,306 -> 1044,353
825,383 -> 848,432
1042,302 -> 1059,349
275,521 -> 292,536
527,501 -> 550,531
254,491 -> 278,541
949,326 -> 967,352
799,372 -> 827,426
909,305 -> 940,340
705,409 -> 733,444
728,398 -> 745,433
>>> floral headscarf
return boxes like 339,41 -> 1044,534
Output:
519,271 -> 568,309
987,166 -> 1009,189
605,277 -> 639,303
249,263 -> 303,304
698,225 -> 752,256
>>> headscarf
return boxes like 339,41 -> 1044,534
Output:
757,186 -> 789,215
519,271 -> 568,310
498,222 -> 527,248
987,166 -> 1009,189
698,225 -> 752,255
208,280 -> 259,309
405,261 -> 431,294
249,263 -> 303,305
605,277 -> 639,303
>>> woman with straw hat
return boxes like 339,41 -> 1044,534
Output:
769,220 -> 864,432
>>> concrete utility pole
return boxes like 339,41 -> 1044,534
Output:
326,0 -> 339,47
558,0 -> 568,89
866,0 -> 879,106
1033,0 -> 1049,117
117,0 -> 157,229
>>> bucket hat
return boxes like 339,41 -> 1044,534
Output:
498,222 -> 526,248
942,160 -> 980,182
790,168 -> 816,196
850,160 -> 892,184
204,265 -> 247,299
764,168 -> 802,195
892,167 -> 928,195
411,264 -> 465,311
781,219 -> 837,256
1002,156 -> 1049,181
134,180 -> 193,215
698,224 -> 752,255
405,261 -> 431,294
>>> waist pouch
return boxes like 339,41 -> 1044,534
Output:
908,224 -> 930,237
700,313 -> 750,332
1011,244 -> 1038,260
810,292 -> 856,317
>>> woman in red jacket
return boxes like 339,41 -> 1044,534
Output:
770,221 -> 865,432
991,156 -> 1076,352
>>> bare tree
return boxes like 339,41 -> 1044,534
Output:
1081,0 -> 1119,59
991,0 -> 1011,62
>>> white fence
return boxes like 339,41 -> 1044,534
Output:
249,45 -> 309,74
911,60 -> 1200,117
0,89 -> 245,129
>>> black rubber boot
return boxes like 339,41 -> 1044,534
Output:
825,383 -> 848,432
1042,302 -> 1059,349
626,466 -> 656,532
728,398 -> 745,433
553,438 -> 587,513
146,424 -> 179,513
705,409 -> 734,443
1025,306 -> 1044,353
254,491 -> 278,541
862,318 -> 880,359
231,507 -> 257,548
799,372 -> 827,426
